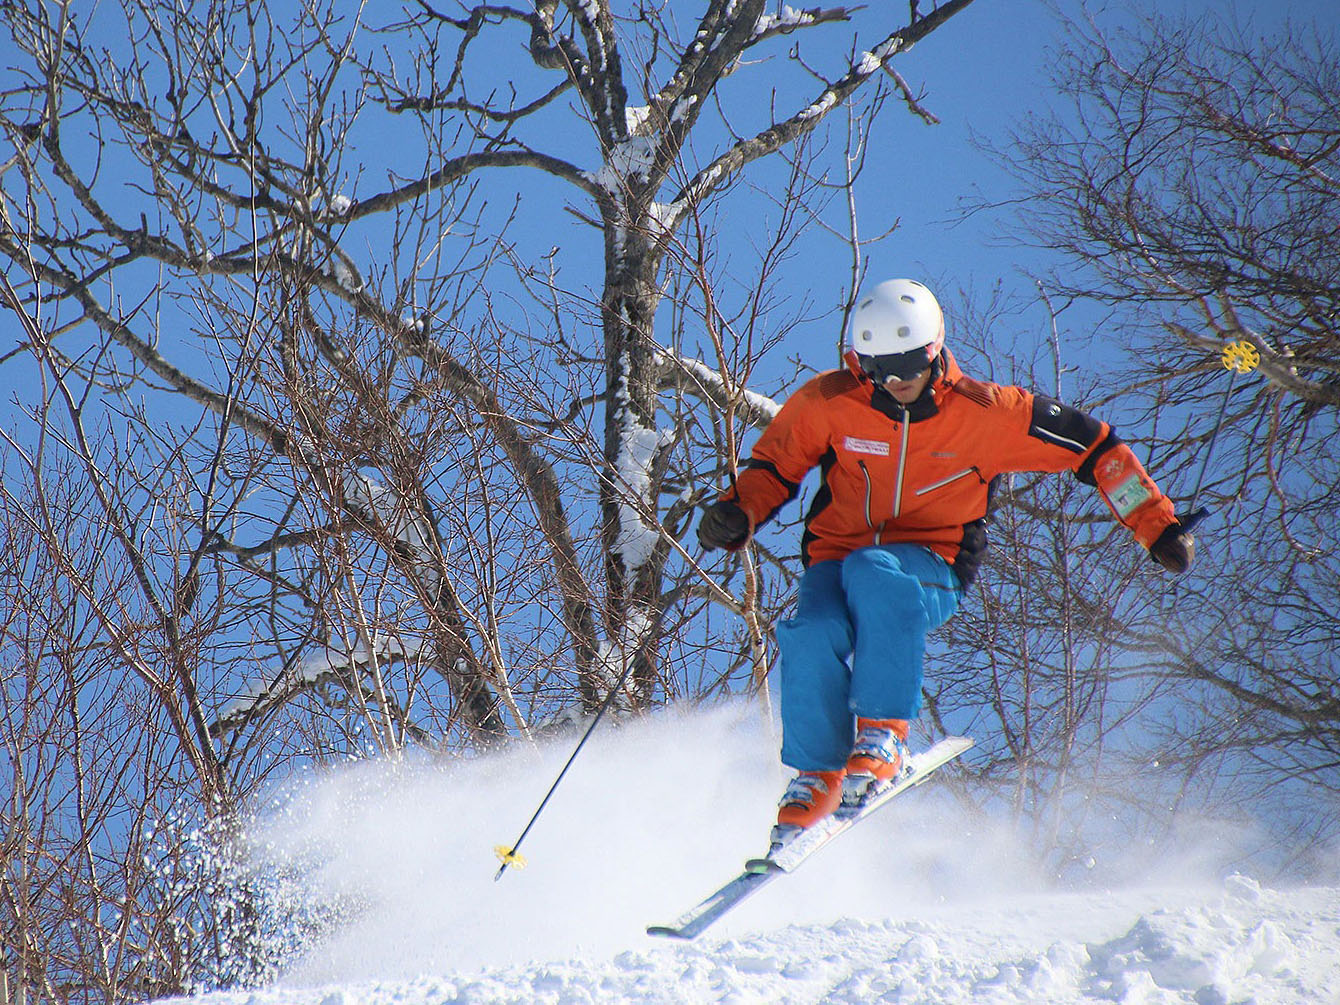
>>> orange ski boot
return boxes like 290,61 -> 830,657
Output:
770,769 -> 844,850
841,717 -> 910,811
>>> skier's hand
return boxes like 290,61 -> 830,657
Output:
698,500 -> 751,551
1149,520 -> 1194,575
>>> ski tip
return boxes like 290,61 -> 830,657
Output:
646,925 -> 692,940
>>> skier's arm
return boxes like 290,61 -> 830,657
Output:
992,387 -> 1178,549
725,381 -> 833,532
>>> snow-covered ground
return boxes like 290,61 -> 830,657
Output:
156,704 -> 1340,1005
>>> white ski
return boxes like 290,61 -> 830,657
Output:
748,735 -> 974,874
645,735 -> 973,940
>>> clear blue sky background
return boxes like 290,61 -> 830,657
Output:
5,0 -> 1333,405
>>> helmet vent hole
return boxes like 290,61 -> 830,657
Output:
900,295 -> 915,303
897,325 -> 911,338
860,329 -> 873,341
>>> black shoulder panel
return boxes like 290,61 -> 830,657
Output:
1028,395 -> 1104,456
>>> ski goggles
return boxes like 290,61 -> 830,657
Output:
855,346 -> 936,384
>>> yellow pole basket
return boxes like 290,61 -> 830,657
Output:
1186,338 -> 1262,521
1220,339 -> 1260,374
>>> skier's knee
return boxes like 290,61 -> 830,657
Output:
778,612 -> 854,660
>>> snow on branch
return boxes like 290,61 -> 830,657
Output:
581,133 -> 659,192
342,471 -> 438,567
614,411 -> 673,572
210,469 -> 442,738
610,352 -> 678,577
750,5 -> 824,41
590,603 -> 656,711
210,633 -> 425,738
666,351 -> 781,430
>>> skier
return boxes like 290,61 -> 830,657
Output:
697,278 -> 1193,848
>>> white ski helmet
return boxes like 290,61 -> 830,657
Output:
848,278 -> 945,381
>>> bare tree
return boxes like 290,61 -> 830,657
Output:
1011,13 -> 1340,409
983,8 -> 1340,862
2,0 -> 978,735
1,0 -> 985,995
0,440 -> 235,1001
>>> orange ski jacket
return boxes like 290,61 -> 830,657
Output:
727,349 -> 1177,586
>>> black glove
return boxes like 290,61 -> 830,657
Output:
697,500 -> 751,551
1149,521 -> 1194,574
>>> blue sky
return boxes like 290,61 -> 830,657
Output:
4,0 -> 1333,543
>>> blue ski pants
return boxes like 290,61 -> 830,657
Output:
776,543 -> 962,771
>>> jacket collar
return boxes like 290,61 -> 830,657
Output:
857,348 -> 961,423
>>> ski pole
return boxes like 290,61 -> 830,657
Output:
1181,338 -> 1260,530
493,655 -> 639,881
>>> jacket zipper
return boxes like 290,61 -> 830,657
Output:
915,468 -> 977,496
892,409 -> 911,518
858,460 -> 879,543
